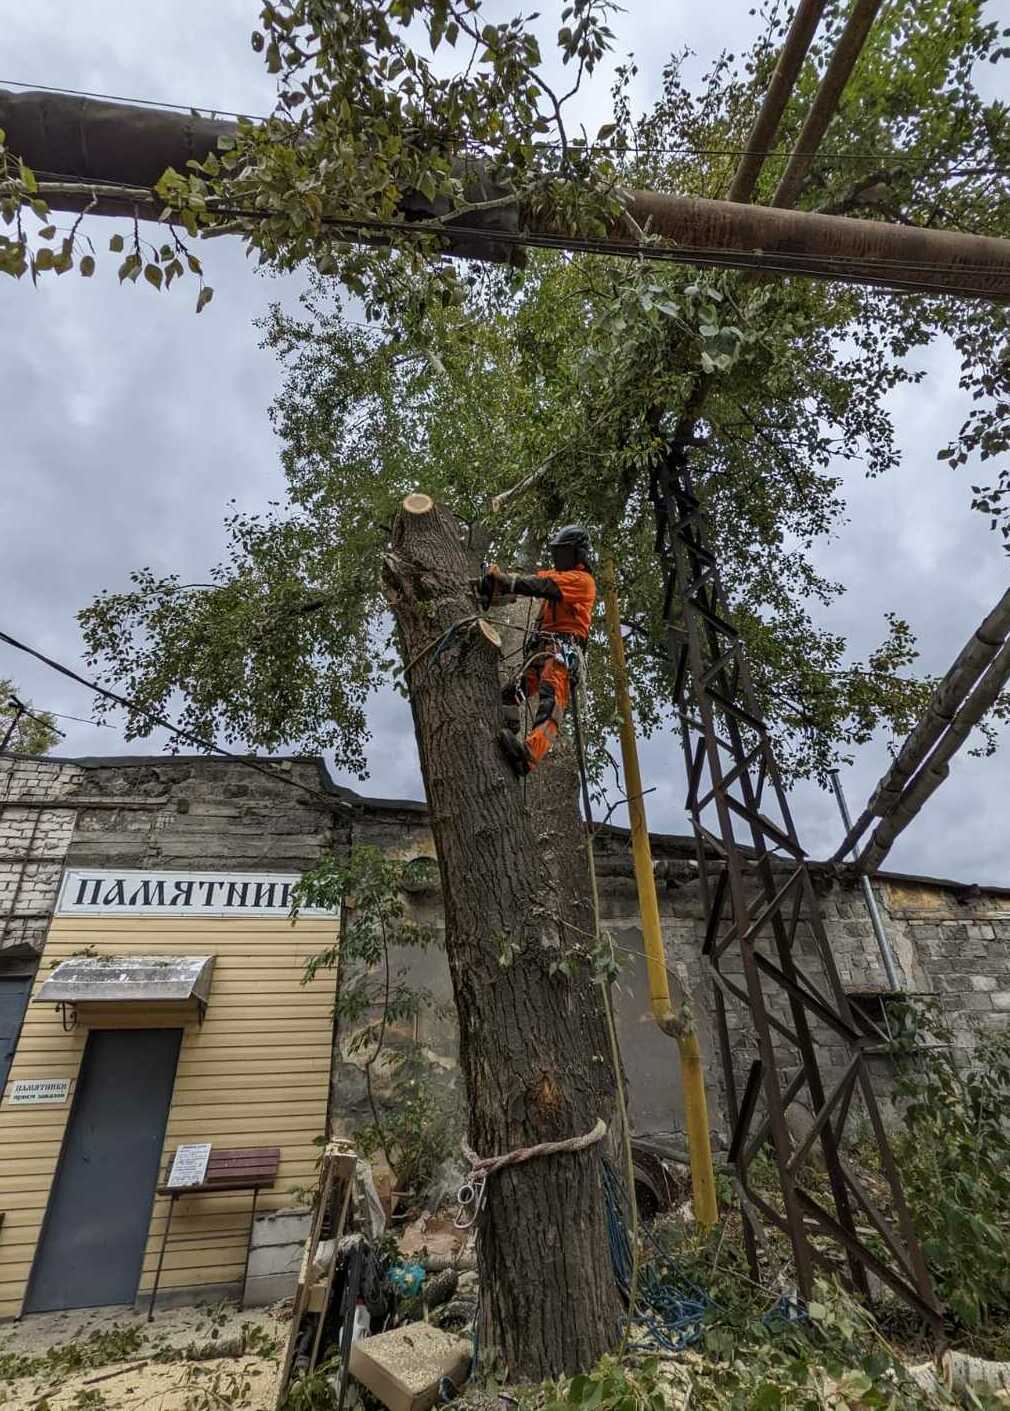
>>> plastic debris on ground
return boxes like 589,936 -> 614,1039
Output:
388,1260 -> 427,1297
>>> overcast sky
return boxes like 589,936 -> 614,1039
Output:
4,1 -> 1010,885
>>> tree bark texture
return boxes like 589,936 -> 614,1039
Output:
383,500 -> 621,1380
497,582 -> 629,1172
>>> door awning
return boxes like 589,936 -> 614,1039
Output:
36,954 -> 215,1012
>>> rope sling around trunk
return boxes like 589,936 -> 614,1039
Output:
455,1119 -> 607,1229
463,1117 -> 608,1177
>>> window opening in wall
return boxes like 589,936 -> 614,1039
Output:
845,987 -> 905,1042
846,987 -> 937,1058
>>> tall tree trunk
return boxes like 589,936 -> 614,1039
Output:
383,497 -> 621,1381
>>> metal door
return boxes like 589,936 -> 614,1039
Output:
0,974 -> 32,1099
25,1027 -> 181,1312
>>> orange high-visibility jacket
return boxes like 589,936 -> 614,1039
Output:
534,567 -> 596,641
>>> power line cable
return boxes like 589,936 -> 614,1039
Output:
0,627 -> 350,812
24,173 -> 1010,296
47,708 -> 116,729
2,694 -> 67,740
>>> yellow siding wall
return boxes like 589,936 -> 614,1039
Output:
0,915 -> 338,1318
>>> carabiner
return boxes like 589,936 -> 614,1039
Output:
454,1174 -> 487,1229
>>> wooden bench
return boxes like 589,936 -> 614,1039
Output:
148,1146 -> 281,1319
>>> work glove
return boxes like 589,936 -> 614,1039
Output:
477,564 -> 511,608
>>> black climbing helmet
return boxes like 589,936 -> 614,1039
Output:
548,524 -> 593,568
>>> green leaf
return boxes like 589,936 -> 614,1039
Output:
836,1370 -> 873,1399
567,1375 -> 590,1404
196,285 -> 214,313
109,234 -> 125,253
596,123 -> 617,141
33,247 -> 54,271
79,255 -> 95,277
144,263 -> 163,289
38,225 -> 56,240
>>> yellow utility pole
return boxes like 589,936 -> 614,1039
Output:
601,561 -> 718,1226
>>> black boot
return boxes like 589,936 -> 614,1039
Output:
498,728 -> 532,778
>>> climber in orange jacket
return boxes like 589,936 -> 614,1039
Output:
479,525 -> 596,777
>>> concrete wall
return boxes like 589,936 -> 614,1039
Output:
347,795 -> 1010,1142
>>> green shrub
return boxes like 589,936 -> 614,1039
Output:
889,999 -> 1010,1329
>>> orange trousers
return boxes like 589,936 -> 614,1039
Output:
502,652 -> 571,768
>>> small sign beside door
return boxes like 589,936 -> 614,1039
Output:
167,1142 -> 212,1188
7,1077 -> 72,1106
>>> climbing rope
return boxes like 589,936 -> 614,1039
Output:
601,1160 -> 708,1352
401,614 -> 482,680
462,1117 -> 608,1177
455,1119 -> 608,1229
569,676 -> 643,1356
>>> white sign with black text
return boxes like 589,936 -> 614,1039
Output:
6,1078 -> 72,1106
56,869 -> 336,918
167,1143 -> 213,1189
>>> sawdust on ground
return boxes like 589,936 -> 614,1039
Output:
0,1299 -> 288,1411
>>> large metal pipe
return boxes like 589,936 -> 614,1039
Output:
857,636 -> 1010,875
727,0 -> 827,204
833,586 -> 1010,860
0,87 -> 520,263
5,86 -> 1010,300
772,0 -> 885,209
615,189 -> 1010,298
600,562 -> 718,1228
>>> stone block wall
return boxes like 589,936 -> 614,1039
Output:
349,797 -> 1010,1141
880,878 -> 1010,1029
1,756 -> 85,957
61,755 -> 351,874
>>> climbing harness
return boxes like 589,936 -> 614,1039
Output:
454,1119 -> 608,1229
515,631 -> 586,687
